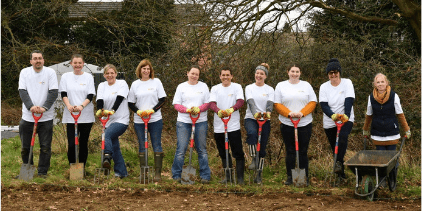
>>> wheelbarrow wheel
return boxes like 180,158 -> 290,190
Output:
360,175 -> 375,201
388,167 -> 397,192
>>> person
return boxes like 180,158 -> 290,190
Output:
244,63 -> 274,184
319,58 -> 355,180
96,64 -> 130,178
362,73 -> 410,184
274,64 -> 317,186
171,65 -> 211,184
18,50 -> 58,178
59,54 -> 96,175
209,67 -> 245,185
128,59 -> 167,182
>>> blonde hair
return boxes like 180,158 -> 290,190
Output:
373,73 -> 389,88
135,59 -> 155,79
103,64 -> 117,74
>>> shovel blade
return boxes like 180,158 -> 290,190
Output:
292,168 -> 307,187
18,164 -> 36,181
70,163 -> 84,180
181,165 -> 196,185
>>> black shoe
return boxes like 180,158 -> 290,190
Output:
284,176 -> 293,185
37,174 -> 48,179
174,178 -> 181,183
334,161 -> 342,174
103,154 -> 112,169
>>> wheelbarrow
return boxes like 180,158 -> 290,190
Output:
344,136 -> 406,201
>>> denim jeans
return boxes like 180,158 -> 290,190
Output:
244,118 -> 271,158
134,119 -> 163,153
171,121 -> 211,180
19,119 -> 53,175
67,123 -> 93,166
280,122 -> 312,177
104,122 -> 128,177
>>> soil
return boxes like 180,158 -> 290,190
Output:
2,184 -> 420,210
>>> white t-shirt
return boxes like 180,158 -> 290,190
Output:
274,80 -> 317,127
210,82 -> 244,133
128,78 -> 167,124
18,66 -> 58,122
97,80 -> 130,127
244,83 -> 275,120
59,72 -> 96,124
366,94 -> 403,141
319,78 -> 355,129
172,81 -> 209,124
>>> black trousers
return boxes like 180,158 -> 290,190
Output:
214,129 -> 245,163
66,123 -> 93,166
280,123 -> 312,177
324,121 -> 353,174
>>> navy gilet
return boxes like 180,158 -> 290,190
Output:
370,90 -> 399,137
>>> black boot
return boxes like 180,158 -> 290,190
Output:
236,159 -> 245,185
220,158 -> 233,184
153,152 -> 164,182
284,176 -> 293,185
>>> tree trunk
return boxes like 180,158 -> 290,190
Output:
392,0 -> 421,40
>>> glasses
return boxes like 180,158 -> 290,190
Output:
328,71 -> 339,75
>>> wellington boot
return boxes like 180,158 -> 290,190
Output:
153,152 -> 164,182
236,159 -> 245,185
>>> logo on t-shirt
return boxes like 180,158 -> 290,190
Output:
298,90 -> 304,93
79,83 -> 86,86
228,94 -> 233,97
148,88 -> 155,91
39,81 -> 45,85
196,91 -> 203,95
262,94 -> 268,97
111,92 -> 117,95
339,91 -> 344,94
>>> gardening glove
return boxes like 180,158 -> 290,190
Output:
264,112 -> 271,119
103,110 -> 114,116
136,110 -> 145,117
146,109 -> 155,115
363,130 -> 370,137
96,109 -> 104,117
218,110 -> 227,118
405,130 -> 411,139
186,108 -> 191,113
253,112 -> 261,120
190,106 -> 200,115
225,107 -> 234,115
331,113 -> 339,121
338,114 -> 349,123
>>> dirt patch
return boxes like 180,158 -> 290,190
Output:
2,185 -> 420,210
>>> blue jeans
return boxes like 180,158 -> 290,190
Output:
104,123 -> 128,177
244,118 -> 271,158
171,121 -> 211,180
19,119 -> 53,175
134,119 -> 163,153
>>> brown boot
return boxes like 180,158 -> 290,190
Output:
153,152 -> 164,182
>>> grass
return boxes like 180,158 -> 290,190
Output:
1,122 -> 420,199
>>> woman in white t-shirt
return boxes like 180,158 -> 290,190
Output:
319,58 -> 355,181
128,59 -> 167,182
274,64 -> 317,186
95,64 -> 130,178
59,54 -> 95,172
209,67 -> 245,185
244,63 -> 274,184
171,65 -> 211,184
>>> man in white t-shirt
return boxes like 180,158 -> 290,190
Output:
18,50 -> 58,178
209,67 -> 245,185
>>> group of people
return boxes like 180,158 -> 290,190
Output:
19,50 -> 411,186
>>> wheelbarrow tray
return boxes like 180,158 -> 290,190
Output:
344,150 -> 399,178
